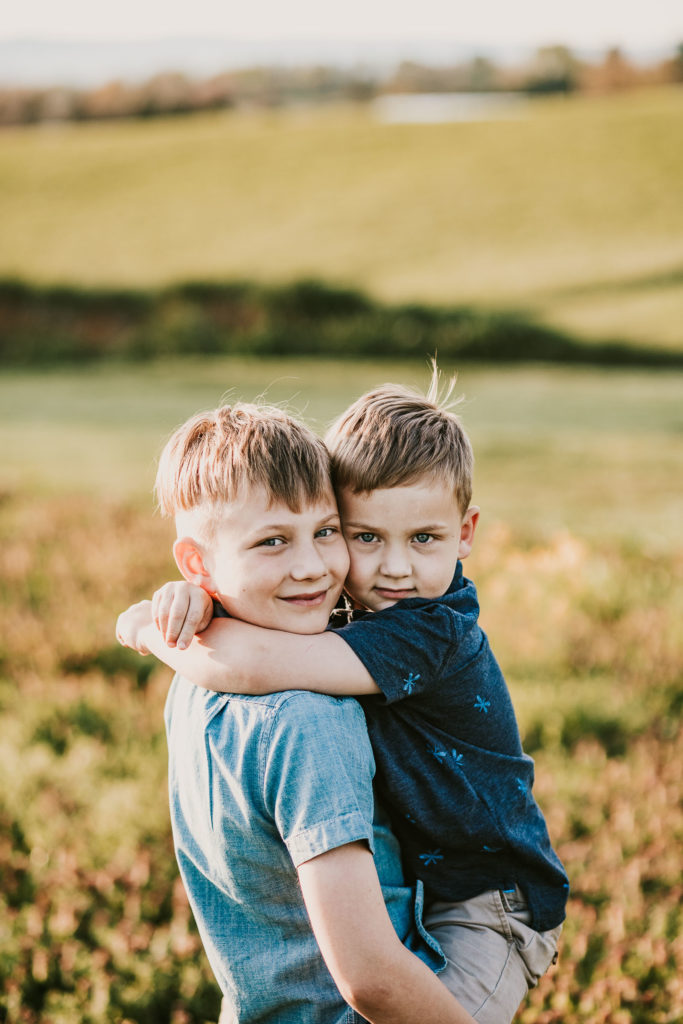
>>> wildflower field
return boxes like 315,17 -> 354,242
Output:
0,358 -> 682,1023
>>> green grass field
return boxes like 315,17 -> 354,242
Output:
1,87 -> 682,350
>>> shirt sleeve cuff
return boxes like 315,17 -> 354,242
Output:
287,810 -> 375,867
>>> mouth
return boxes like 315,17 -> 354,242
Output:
280,589 -> 329,608
373,587 -> 417,601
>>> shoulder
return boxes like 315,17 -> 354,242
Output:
263,691 -> 370,759
260,694 -> 377,849
269,689 -> 366,726
335,582 -> 478,654
167,676 -> 366,740
209,688 -> 369,751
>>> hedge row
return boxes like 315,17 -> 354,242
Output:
1,277 -> 681,367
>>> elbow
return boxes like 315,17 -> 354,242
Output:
339,980 -> 393,1019
202,645 -> 265,695
233,656 -> 269,695
334,956 -> 396,1017
237,637 -> 278,694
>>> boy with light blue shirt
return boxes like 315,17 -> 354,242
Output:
121,374 -> 568,1022
117,401 -> 474,1024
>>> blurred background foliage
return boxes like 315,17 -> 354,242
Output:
1,42 -> 682,126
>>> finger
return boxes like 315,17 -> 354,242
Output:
175,604 -> 209,649
115,613 -> 129,648
151,587 -> 162,624
153,585 -> 176,640
165,592 -> 195,647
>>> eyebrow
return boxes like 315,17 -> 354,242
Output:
247,511 -> 341,537
343,519 -> 449,532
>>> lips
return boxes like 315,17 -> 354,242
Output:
374,587 -> 416,601
280,589 -> 329,607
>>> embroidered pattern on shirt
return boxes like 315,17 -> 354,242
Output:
402,671 -> 421,694
429,745 -> 465,769
474,694 -> 491,713
419,849 -> 444,867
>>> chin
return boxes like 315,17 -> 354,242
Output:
282,609 -> 332,635
285,621 -> 327,635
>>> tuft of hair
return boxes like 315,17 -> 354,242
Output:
325,364 -> 474,514
155,402 -> 331,526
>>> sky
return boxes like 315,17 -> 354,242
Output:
2,0 -> 682,53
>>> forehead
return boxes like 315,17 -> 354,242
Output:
338,476 -> 460,524
215,482 -> 339,534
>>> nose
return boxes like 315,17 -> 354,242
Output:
379,544 -> 412,580
289,540 -> 327,581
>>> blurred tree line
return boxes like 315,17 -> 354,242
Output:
1,43 -> 682,126
2,277 -> 682,368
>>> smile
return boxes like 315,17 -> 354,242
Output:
280,590 -> 329,607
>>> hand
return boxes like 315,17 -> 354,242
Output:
116,600 -> 153,654
152,581 -> 214,649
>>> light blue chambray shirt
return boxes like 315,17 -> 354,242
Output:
165,675 -> 445,1023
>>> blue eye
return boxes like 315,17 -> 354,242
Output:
259,537 -> 285,547
316,527 -> 337,538
356,532 -> 377,543
414,533 -> 433,544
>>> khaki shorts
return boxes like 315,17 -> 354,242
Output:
423,886 -> 562,1023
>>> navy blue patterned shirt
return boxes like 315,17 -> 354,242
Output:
331,562 -> 569,933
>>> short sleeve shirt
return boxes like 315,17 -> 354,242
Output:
165,676 -> 444,1023
331,562 -> 569,932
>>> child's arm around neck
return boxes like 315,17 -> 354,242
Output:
117,600 -> 380,697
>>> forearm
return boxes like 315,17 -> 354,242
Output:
349,943 -> 474,1024
126,618 -> 250,692
299,844 -> 474,1024
140,616 -> 377,696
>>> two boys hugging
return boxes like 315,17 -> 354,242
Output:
117,371 -> 568,1024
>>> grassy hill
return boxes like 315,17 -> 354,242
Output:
1,86 -> 682,351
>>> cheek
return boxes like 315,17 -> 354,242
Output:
423,558 -> 455,592
336,543 -> 351,580
346,553 -> 372,584
238,566 -> 278,603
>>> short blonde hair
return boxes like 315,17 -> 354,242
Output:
325,368 -> 474,515
155,402 -> 331,527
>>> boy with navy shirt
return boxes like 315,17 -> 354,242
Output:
335,561 -> 567,933
121,373 -> 568,1022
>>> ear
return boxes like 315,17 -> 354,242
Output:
173,537 -> 214,593
457,506 -> 480,560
